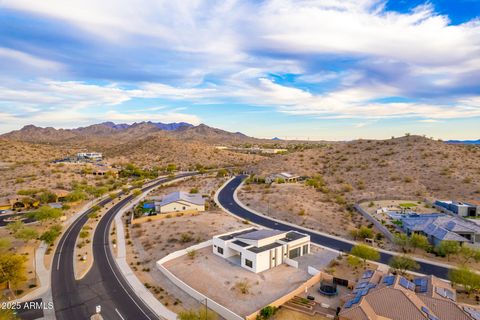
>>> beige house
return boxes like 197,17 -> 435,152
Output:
339,269 -> 479,320
154,191 -> 205,214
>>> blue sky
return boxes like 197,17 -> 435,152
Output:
0,0 -> 479,140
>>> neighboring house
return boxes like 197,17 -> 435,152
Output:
400,214 -> 480,247
77,152 -> 103,161
265,172 -> 300,184
154,191 -> 205,214
339,269 -> 479,320
0,199 -> 10,211
212,228 -> 310,273
434,200 -> 479,217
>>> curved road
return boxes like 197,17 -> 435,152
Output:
217,175 -> 450,279
52,173 -> 194,320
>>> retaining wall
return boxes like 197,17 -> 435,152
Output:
157,241 -> 245,320
354,203 -> 394,242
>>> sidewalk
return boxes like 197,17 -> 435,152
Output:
112,175 -> 194,320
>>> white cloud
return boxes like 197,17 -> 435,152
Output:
0,47 -> 63,70
105,111 -> 201,125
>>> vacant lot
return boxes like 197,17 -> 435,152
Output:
238,183 -> 376,240
163,246 -> 311,317
126,207 -> 247,313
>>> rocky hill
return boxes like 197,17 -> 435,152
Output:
251,135 -> 480,202
0,122 -> 265,169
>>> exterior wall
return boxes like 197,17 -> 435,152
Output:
159,200 -> 205,214
212,238 -> 238,259
245,272 -> 324,320
354,203 -> 395,242
157,242 -> 244,320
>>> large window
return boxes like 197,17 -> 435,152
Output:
245,259 -> 253,268
217,247 -> 224,255
289,247 -> 301,259
303,244 -> 309,255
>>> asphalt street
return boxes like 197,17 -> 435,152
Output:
52,173 -> 195,320
217,175 -> 451,279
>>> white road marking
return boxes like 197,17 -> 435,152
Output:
103,202 -> 154,320
56,211 -> 88,270
115,308 -> 125,320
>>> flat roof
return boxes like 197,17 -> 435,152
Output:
279,231 -> 308,242
232,240 -> 250,247
237,229 -> 285,241
248,242 -> 282,253
219,228 -> 258,241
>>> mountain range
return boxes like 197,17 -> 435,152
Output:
446,139 -> 480,145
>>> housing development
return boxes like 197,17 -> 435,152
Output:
1,1 -> 480,320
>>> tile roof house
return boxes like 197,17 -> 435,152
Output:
339,270 -> 479,320
154,191 -> 205,214
400,214 -> 480,246
212,228 -> 310,273
265,172 -> 301,183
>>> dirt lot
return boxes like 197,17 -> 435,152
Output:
163,246 -> 312,317
126,206 -> 247,313
238,183 -> 376,240
148,174 -> 227,200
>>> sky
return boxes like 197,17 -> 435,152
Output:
0,0 -> 479,140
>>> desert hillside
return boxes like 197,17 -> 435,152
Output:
251,135 -> 480,202
0,122 -> 267,169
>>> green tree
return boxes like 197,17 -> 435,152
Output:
388,255 -> 420,275
350,244 -> 380,268
65,190 -> 88,202
357,226 -> 374,239
257,306 -> 278,320
436,241 -> 461,261
14,227 -> 39,243
0,306 -> 19,319
40,225 -> 62,245
458,246 -> 480,265
28,206 -> 63,223
38,191 -> 57,204
189,188 -> 199,194
6,221 -> 25,234
409,233 -> 430,253
0,253 -> 28,291
0,239 -> 11,253
449,266 -> 480,296
79,230 -> 89,239
216,168 -> 228,177
178,308 -> 218,320
393,233 -> 409,251
166,163 -> 177,172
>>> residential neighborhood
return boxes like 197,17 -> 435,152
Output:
1,1 -> 480,320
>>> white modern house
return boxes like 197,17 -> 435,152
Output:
77,152 -> 103,161
212,228 -> 310,273
154,191 -> 205,214
265,172 -> 301,184
434,200 -> 479,217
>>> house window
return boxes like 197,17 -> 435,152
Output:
182,206 -> 186,210
245,259 -> 253,268
303,244 -> 309,255
217,247 -> 224,255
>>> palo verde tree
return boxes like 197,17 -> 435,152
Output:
350,244 -> 380,268
388,255 -> 420,275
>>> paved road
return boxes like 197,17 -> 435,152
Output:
52,173 -> 195,320
217,175 -> 451,279
0,212 -> 36,226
